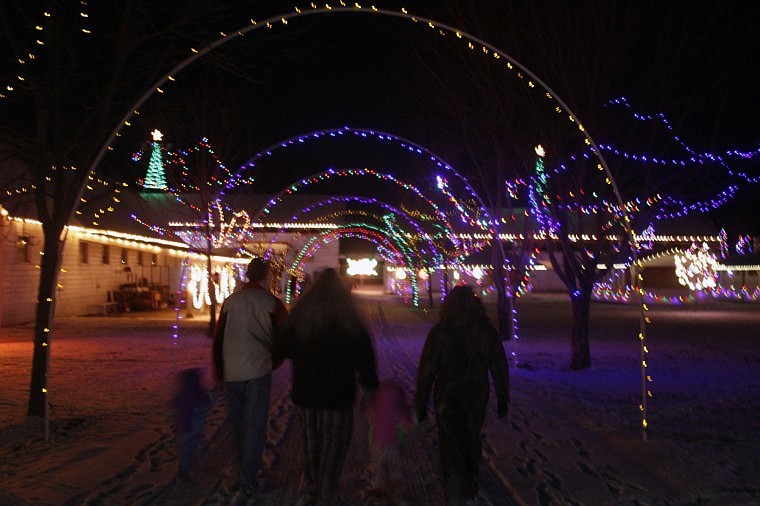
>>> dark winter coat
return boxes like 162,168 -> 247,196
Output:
415,315 -> 509,422
276,320 -> 379,410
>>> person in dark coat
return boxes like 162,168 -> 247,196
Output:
275,268 -> 379,506
415,285 -> 510,506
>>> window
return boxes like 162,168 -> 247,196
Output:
137,251 -> 144,266
17,236 -> 31,263
151,253 -> 158,266
79,242 -> 89,264
101,244 -> 110,264
121,248 -> 128,264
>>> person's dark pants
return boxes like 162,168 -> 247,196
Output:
436,401 -> 486,505
226,374 -> 272,488
178,409 -> 205,473
300,406 -> 354,505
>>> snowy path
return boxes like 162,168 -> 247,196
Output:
0,290 -> 517,505
155,291 -> 520,505
2,290 -> 758,505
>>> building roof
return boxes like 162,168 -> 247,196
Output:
1,166 -> 345,251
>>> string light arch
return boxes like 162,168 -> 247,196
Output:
248,166 -> 463,253
287,224 -> 418,304
81,2 -> 649,439
225,126 -> 494,232
257,195 -> 450,268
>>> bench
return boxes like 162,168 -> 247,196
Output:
98,302 -> 121,315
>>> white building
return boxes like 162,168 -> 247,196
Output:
0,188 -> 343,326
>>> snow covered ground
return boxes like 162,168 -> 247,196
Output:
0,289 -> 758,505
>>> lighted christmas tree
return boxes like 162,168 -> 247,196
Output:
719,228 -> 729,258
143,129 -> 168,190
529,144 -> 554,235
735,234 -> 753,255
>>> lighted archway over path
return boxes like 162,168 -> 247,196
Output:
288,225 -> 419,304
89,2 -> 650,438
224,126 -> 494,232
255,192 -> 457,306
249,167 -> 463,302
229,128 -> 492,303
97,4 -> 630,227
256,188 -> 484,306
261,194 -> 450,267
251,166 -> 463,254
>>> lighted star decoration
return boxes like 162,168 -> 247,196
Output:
151,129 -> 163,142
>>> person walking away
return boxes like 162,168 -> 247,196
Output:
363,378 -> 415,504
172,367 -> 217,480
415,285 -> 509,506
212,258 -> 287,495
275,268 -> 379,506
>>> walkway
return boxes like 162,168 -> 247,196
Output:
146,288 -> 520,505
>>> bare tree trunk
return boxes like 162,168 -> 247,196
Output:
206,250 -> 217,339
569,287 -> 592,370
427,272 -> 433,309
498,293 -> 513,341
28,227 -> 64,418
491,234 -> 513,341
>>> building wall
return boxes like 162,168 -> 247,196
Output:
3,218 -> 752,325
287,235 -> 341,280
641,266 -> 681,288
0,220 -> 239,326
717,269 -> 760,292
1,220 -> 39,325
0,218 -> 345,326
55,234 -> 185,318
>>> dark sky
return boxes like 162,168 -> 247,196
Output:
213,1 -> 760,147
114,1 -> 759,233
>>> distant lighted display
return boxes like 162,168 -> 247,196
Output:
187,264 -> 236,309
346,257 -> 378,276
675,242 -> 719,291
469,266 -> 485,281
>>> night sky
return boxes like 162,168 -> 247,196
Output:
12,1 -> 753,233
120,2 -> 758,232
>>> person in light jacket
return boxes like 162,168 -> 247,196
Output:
213,258 -> 287,495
